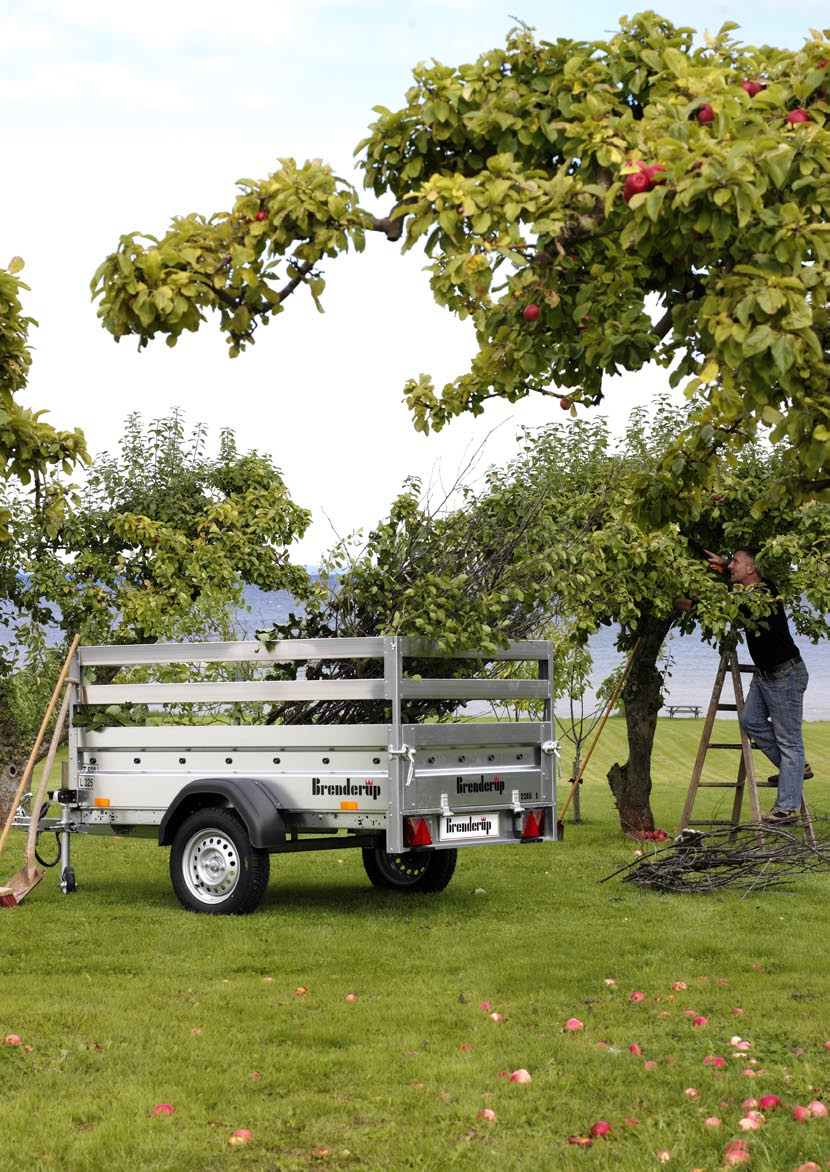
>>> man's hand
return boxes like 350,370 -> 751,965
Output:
703,549 -> 728,573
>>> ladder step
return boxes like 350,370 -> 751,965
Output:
708,742 -> 744,749
686,818 -> 740,827
717,704 -> 738,711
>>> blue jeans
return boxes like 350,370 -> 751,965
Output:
739,658 -> 809,810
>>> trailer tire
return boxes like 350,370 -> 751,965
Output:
362,846 -> 457,893
170,808 -> 270,915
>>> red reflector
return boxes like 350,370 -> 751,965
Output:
404,817 -> 433,847
521,810 -> 544,840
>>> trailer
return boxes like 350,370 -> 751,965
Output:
16,636 -> 559,914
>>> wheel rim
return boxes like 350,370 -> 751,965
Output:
182,827 -> 240,904
373,850 -> 429,887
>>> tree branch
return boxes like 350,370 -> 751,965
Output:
368,197 -> 419,242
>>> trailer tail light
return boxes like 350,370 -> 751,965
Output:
404,817 -> 432,848
521,810 -> 544,840
94,798 -> 111,808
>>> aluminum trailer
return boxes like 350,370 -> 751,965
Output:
19,636 -> 559,914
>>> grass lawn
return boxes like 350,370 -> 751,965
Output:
2,718 -> 830,1171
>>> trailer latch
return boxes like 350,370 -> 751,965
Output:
389,742 -> 416,787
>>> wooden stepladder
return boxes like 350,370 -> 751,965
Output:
679,648 -> 815,845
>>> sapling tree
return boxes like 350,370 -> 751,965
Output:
92,12 -> 830,511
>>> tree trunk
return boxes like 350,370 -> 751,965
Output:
607,613 -> 675,836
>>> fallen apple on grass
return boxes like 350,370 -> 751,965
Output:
228,1129 -> 253,1146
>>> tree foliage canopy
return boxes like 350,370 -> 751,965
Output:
92,11 -> 830,511
31,410 -> 313,644
259,398 -> 828,829
0,260 -> 88,538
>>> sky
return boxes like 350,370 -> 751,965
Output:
3,0 -> 827,562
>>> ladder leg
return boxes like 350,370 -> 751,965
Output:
729,653 -> 763,825
679,654 -> 729,830
800,794 -> 816,849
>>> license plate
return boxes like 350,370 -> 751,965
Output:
439,813 -> 500,841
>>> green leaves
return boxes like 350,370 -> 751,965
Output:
92,159 -> 367,354
0,262 -> 89,529
90,16 -> 830,508
29,411 -> 313,645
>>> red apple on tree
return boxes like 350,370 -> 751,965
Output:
742,80 -> 765,97
786,109 -> 810,124
622,171 -> 650,203
523,303 -> 541,322
697,104 -> 715,124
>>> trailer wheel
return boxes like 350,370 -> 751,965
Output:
362,846 -> 457,893
170,808 -> 270,915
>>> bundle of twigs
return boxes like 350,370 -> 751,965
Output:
601,821 -> 830,894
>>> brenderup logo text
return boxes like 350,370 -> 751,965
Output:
456,776 -> 504,794
446,817 -> 494,834
311,778 -> 382,801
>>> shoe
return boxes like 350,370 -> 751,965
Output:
766,763 -> 813,784
761,808 -> 798,825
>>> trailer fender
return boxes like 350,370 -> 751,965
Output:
158,779 -> 286,850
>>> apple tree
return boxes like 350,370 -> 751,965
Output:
261,399 -> 830,835
92,12 -> 830,511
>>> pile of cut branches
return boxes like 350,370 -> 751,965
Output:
602,822 -> 830,894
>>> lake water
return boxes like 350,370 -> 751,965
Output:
584,625 -> 828,723
241,585 -> 829,723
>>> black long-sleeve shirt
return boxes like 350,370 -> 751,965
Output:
743,582 -> 800,672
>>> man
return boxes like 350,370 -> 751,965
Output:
703,547 -> 810,825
